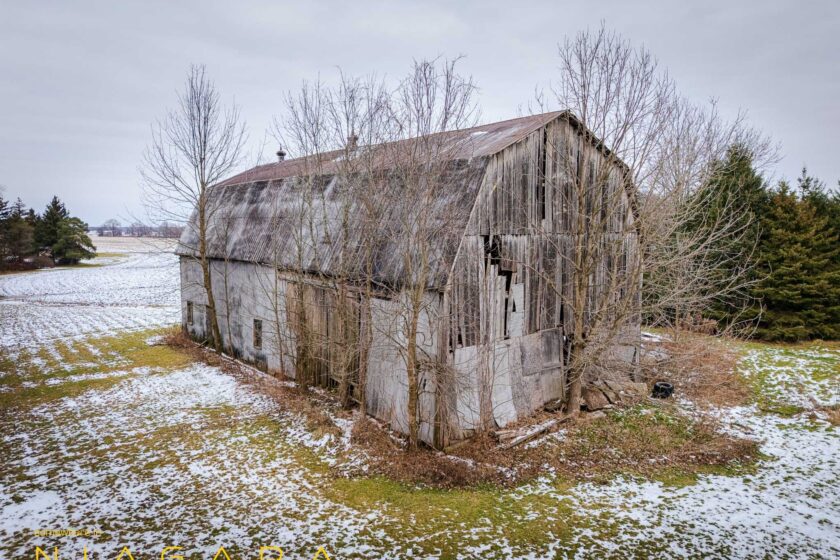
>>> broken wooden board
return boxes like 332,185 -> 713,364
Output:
498,414 -> 572,449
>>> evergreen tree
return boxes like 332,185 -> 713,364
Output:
753,182 -> 840,341
0,193 -> 10,262
0,194 -> 9,222
35,195 -> 68,250
52,217 -> 96,264
683,144 -> 768,325
796,168 -> 840,267
5,198 -> 35,261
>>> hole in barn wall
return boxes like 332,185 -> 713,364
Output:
482,235 -> 515,340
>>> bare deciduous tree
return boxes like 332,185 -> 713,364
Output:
270,59 -> 477,448
537,24 -> 775,414
379,58 -> 479,447
142,64 -> 246,352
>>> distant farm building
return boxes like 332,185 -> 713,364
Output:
177,111 -> 640,447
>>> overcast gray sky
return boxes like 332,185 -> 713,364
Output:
1,0 -> 837,225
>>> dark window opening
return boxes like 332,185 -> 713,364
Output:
253,319 -> 263,349
562,335 -> 571,365
186,301 -> 194,325
482,235 -> 502,267
558,297 -> 565,329
501,268 -> 513,340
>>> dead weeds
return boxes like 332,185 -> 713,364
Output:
350,417 -> 504,487
815,404 -> 840,426
642,332 -> 752,408
442,403 -> 758,485
166,328 -> 759,489
347,402 -> 758,489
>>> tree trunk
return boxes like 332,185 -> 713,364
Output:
198,207 -> 222,353
566,341 -> 583,416
406,295 -> 421,449
201,256 -> 223,352
357,293 -> 371,416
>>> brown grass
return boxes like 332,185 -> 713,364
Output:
166,328 -> 758,489
350,417 -> 505,487
546,405 -> 758,477
641,332 -> 751,408
348,404 -> 758,488
817,405 -> 840,426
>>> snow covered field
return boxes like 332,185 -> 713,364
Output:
0,245 -> 838,558
0,237 -> 179,359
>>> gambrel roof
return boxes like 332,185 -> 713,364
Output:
176,111 -> 628,289
217,112 -> 564,187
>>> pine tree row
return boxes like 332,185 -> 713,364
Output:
0,194 -> 96,270
680,147 -> 840,341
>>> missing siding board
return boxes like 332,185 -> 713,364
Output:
483,235 -> 515,341
253,318 -> 263,349
502,269 -> 513,340
204,305 -> 211,334
483,235 -> 502,267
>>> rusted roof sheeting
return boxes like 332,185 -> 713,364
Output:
219,112 -> 564,187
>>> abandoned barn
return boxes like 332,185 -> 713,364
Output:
177,111 -> 641,447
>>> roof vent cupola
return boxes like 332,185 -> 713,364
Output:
276,147 -> 286,162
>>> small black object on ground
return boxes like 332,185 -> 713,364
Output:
652,381 -> 674,399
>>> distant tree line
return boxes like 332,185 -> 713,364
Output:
96,218 -> 183,238
0,192 -> 96,270
678,148 -> 840,342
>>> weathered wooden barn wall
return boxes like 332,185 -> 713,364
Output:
181,259 -> 293,373
364,292 -> 441,443
443,116 -> 639,438
180,257 -> 442,445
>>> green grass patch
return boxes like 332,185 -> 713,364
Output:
652,460 -> 761,488
324,475 -> 576,556
0,328 -> 192,408
87,329 -> 192,371
736,341 -> 839,417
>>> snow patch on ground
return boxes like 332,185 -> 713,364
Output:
559,406 -> 839,558
0,363 -> 391,558
0,250 -> 179,359
0,491 -> 65,536
1,243 -> 838,558
740,346 -> 840,407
